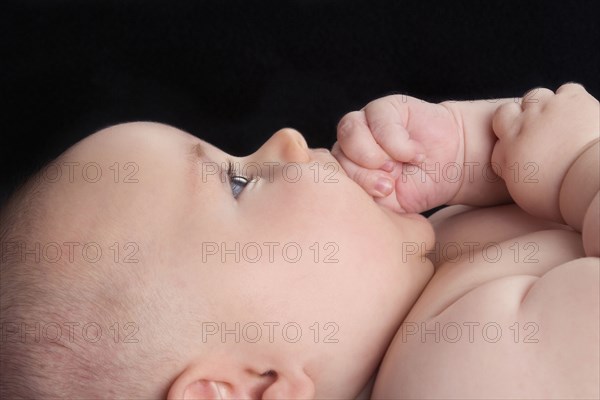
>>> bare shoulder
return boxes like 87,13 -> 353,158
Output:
372,205 -> 599,399
427,204 -> 573,268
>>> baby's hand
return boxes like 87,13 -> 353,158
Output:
332,95 -> 463,213
492,83 -> 599,222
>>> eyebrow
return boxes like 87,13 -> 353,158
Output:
185,143 -> 209,192
193,142 -> 206,159
187,142 -> 227,188
187,142 -> 213,166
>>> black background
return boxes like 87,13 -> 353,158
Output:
1,0 -> 599,207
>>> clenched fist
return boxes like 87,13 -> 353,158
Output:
492,83 -> 600,222
332,95 -> 463,213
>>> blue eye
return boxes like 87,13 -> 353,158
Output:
229,175 -> 249,198
226,161 -> 255,198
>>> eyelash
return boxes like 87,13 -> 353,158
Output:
226,160 -> 257,198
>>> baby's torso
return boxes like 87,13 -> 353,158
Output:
372,204 -> 600,399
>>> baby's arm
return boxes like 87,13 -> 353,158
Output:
560,141 -> 599,256
441,99 -> 515,206
492,83 -> 599,256
333,86 -> 598,222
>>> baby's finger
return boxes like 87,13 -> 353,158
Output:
337,111 -> 393,170
492,102 -> 522,139
363,96 -> 426,163
332,144 -> 394,198
555,82 -> 587,95
521,87 -> 554,111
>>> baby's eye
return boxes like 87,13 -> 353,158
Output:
226,160 -> 257,199
229,175 -> 249,198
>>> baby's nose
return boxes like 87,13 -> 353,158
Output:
259,128 -> 311,164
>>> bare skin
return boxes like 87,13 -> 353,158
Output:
334,83 -> 599,399
2,85 -> 595,399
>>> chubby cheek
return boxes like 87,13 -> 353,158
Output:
245,172 -> 363,232
310,215 -> 412,324
245,172 -> 411,315
264,174 -> 411,294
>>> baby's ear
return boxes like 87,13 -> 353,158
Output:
166,362 -> 315,400
261,369 -> 315,400
167,378 -> 223,399
167,363 -> 227,400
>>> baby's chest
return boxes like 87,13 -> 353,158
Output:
374,256 -> 599,399
407,204 -> 584,320
372,205 -> 598,399
374,261 -> 598,399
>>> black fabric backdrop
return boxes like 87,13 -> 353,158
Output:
1,0 -> 599,208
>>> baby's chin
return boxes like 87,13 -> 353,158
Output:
335,173 -> 435,247
375,202 -> 435,253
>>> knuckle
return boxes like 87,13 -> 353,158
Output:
337,118 -> 352,138
522,87 -> 540,98
351,168 -> 369,186
364,97 -> 384,110
356,149 -> 381,167
497,102 -> 515,114
386,97 -> 405,114
493,103 -> 519,137
368,117 -> 393,138
522,87 -> 552,104
337,112 -> 362,138
558,82 -> 585,92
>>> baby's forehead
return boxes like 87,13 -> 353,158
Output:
70,122 -> 199,153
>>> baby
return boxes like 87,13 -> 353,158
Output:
0,82 -> 597,399
0,121 -> 432,398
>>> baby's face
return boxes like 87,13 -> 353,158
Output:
46,122 -> 434,398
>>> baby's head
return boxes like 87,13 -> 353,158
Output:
0,122 -> 434,399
